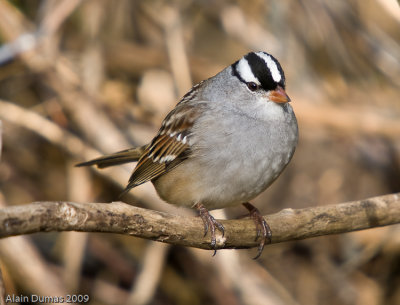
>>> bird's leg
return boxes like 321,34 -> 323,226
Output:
242,202 -> 272,259
194,203 -> 225,255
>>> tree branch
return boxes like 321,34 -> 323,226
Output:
1,193 -> 399,250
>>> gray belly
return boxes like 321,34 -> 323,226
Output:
154,104 -> 298,210
189,115 -> 298,209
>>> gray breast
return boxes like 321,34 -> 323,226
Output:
188,103 -> 298,208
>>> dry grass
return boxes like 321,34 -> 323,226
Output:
0,1 -> 399,304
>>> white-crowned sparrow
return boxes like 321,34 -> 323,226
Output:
77,51 -> 298,258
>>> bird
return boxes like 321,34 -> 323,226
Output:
77,51 -> 298,258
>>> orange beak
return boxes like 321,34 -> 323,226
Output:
269,86 -> 291,104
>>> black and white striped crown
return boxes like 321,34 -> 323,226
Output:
232,51 -> 285,91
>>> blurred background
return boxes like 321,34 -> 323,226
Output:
0,0 -> 399,304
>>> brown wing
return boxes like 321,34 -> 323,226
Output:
124,102 -> 204,192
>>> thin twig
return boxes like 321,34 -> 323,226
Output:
0,193 -> 399,250
128,243 -> 169,305
0,99 -> 179,213
39,0 -> 82,36
0,0 -> 81,65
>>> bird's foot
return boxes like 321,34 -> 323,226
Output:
194,203 -> 225,256
242,202 -> 272,259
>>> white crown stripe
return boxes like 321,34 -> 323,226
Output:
256,52 -> 282,83
236,58 -> 261,85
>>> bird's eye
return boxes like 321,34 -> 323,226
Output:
247,82 -> 258,91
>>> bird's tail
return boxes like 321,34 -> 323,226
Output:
76,146 -> 146,169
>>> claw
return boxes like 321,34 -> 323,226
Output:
203,219 -> 209,237
195,203 -> 225,255
242,202 -> 272,259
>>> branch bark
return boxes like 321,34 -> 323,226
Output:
1,193 -> 399,250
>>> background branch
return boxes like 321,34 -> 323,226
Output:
1,193 -> 399,250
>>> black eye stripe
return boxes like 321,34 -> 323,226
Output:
245,52 -> 284,91
232,52 -> 285,91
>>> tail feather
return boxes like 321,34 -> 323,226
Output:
76,146 -> 146,169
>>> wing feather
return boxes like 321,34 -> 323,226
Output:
125,102 -> 205,191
